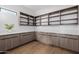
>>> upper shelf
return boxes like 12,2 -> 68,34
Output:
20,12 -> 34,26
35,5 -> 78,26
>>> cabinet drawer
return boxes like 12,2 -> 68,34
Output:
37,32 -> 48,35
59,34 -> 79,39
21,32 -> 34,36
0,34 -> 18,40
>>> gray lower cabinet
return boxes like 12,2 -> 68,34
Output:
20,32 -> 35,45
0,34 -> 19,51
72,39 -> 79,52
37,33 -> 59,45
0,32 -> 79,52
40,35 -> 50,44
0,32 -> 35,51
5,38 -> 12,50
59,37 -> 68,49
36,33 -> 40,40
11,35 -> 20,48
37,34 -> 52,45
60,37 -> 79,52
20,34 -> 29,44
36,32 -> 79,52
0,39 -> 5,51
50,36 -> 59,46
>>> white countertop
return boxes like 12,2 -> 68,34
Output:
0,31 -> 34,36
35,31 -> 79,36
0,31 -> 79,36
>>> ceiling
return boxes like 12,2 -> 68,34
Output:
24,5 -> 74,12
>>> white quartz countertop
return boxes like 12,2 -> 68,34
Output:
0,31 -> 79,36
0,31 -> 34,36
35,31 -> 79,36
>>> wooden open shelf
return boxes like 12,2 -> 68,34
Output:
35,5 -> 78,26
20,16 -> 29,19
19,6 -> 78,26
20,12 -> 34,26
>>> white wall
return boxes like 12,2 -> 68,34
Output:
0,5 -> 35,35
35,5 -> 79,35
35,25 -> 79,35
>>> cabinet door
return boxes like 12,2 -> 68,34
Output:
0,40 -> 5,51
20,32 -> 35,44
60,37 -> 68,49
20,34 -> 26,44
4,34 -> 19,50
36,34 -> 41,41
12,36 -> 19,48
25,35 -> 34,43
42,35 -> 50,44
51,36 -> 59,46
37,34 -> 50,44
28,32 -> 35,40
5,39 -> 11,50
67,39 -> 79,52
60,37 -> 79,52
